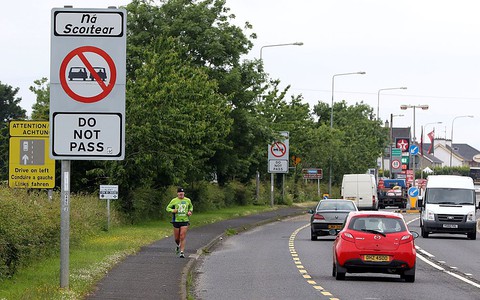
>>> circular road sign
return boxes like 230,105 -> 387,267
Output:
409,145 -> 419,155
408,187 -> 419,198
391,159 -> 401,169
59,46 -> 117,103
270,142 -> 287,158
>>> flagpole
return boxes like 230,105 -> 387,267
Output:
420,126 -> 424,179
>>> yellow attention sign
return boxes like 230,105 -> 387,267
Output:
9,121 -> 55,189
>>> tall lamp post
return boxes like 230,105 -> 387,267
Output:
389,114 -> 404,178
329,71 -> 366,195
400,104 -> 429,188
376,86 -> 407,178
260,42 -> 304,60
450,115 -> 474,167
377,87 -> 407,120
259,42 -> 304,206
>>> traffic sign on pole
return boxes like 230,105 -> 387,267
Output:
8,121 -> 55,188
50,8 -> 126,160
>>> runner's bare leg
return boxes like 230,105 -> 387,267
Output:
179,225 -> 188,252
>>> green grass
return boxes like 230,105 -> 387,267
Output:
0,204 -> 286,300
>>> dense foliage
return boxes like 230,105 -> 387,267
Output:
0,81 -> 27,181
0,186 -> 114,280
2,0 -> 388,218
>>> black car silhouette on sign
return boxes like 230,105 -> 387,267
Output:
89,67 -> 107,81
68,67 -> 88,81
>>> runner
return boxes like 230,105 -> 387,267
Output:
166,187 -> 193,258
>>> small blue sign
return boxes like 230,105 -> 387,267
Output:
408,187 -> 419,198
409,145 -> 419,155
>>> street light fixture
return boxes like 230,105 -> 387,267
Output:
259,42 -> 304,207
330,72 -> 366,128
259,42 -> 304,60
329,71 -> 366,195
449,115 -> 474,167
377,87 -> 407,121
400,104 -> 429,189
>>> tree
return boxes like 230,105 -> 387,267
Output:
0,82 -> 27,180
29,78 -> 50,121
106,38 -> 232,214
0,82 -> 26,124
125,0 -> 265,185
313,100 -> 388,185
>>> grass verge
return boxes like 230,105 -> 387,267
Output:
0,204 -> 283,299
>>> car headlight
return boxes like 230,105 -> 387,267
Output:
426,209 -> 435,221
467,211 -> 475,222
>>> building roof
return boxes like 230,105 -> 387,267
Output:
423,143 -> 480,162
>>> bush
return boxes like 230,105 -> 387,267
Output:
0,186 -> 119,281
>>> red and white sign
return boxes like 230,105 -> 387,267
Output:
391,159 -> 401,169
50,8 -> 126,160
396,139 -> 410,152
270,142 -> 287,158
60,46 -> 116,103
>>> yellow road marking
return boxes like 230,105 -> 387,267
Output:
289,223 -> 341,299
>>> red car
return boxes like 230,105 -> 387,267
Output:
332,211 -> 418,282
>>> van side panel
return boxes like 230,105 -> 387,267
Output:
341,174 -> 377,210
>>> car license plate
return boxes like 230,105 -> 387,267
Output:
443,224 -> 458,228
328,225 -> 342,229
363,255 -> 389,262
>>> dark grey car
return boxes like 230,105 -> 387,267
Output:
309,199 -> 358,240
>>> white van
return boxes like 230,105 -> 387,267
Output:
418,175 -> 479,240
341,174 -> 378,210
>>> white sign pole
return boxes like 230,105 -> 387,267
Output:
60,160 -> 70,288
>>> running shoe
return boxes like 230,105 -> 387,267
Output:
179,251 -> 185,258
175,245 -> 180,255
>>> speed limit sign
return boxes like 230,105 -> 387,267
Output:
391,159 -> 402,173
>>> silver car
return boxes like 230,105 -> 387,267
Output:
309,199 -> 358,240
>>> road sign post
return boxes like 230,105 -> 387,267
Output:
267,132 -> 289,206
50,6 -> 126,288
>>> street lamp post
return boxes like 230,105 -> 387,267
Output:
259,42 -> 303,207
449,115 -> 474,167
400,104 -> 429,189
328,71 -> 366,195
389,114 -> 404,178
376,86 -> 407,178
260,42 -> 304,61
377,87 -> 407,120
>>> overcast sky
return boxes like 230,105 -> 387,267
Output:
2,0 -> 480,151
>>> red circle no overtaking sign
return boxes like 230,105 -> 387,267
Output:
59,46 -> 117,103
270,142 -> 287,158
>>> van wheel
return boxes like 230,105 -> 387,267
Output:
467,232 -> 477,240
421,227 -> 429,238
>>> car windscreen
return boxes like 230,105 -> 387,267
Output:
318,201 -> 355,211
425,188 -> 475,205
349,216 -> 406,233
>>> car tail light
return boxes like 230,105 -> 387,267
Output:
314,214 -> 325,220
341,232 -> 355,243
399,234 -> 413,244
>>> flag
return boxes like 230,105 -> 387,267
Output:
427,130 -> 435,154
420,126 -> 424,156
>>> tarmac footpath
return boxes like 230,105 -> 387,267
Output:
86,206 -> 306,300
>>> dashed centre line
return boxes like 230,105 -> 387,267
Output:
289,223 -> 340,300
